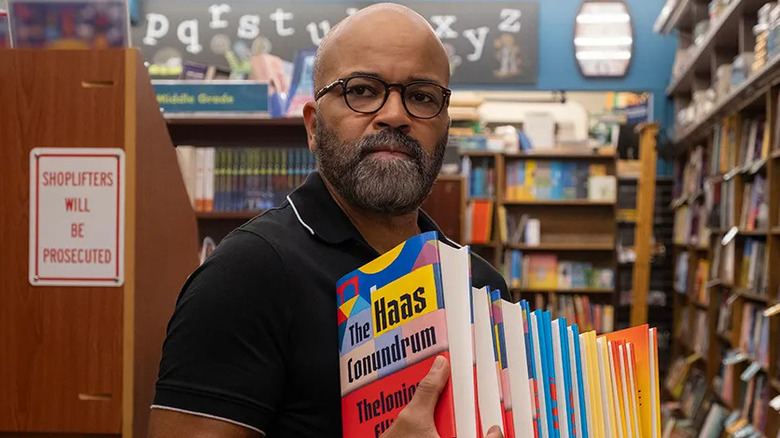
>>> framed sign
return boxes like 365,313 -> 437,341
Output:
29,148 -> 126,287
574,0 -> 634,78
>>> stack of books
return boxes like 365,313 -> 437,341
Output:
336,231 -> 662,438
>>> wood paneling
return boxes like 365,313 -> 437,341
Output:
130,52 -> 200,438
0,50 -> 125,433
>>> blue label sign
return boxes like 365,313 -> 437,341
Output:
152,80 -> 268,114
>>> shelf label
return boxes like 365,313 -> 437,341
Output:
152,80 -> 269,114
28,148 -> 125,287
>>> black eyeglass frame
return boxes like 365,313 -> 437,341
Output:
314,75 -> 452,120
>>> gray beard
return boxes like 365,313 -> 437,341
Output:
314,117 -> 447,215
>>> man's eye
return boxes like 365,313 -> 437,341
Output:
410,92 -> 434,103
346,86 -> 378,97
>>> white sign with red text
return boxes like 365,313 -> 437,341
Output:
29,148 -> 125,287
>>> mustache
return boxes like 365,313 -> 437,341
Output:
356,130 -> 424,160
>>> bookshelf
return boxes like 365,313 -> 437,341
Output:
665,3 -> 780,430
0,50 -> 200,438
457,145 -> 620,332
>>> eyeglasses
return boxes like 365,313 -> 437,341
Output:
315,75 -> 451,119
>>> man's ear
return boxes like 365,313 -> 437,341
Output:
303,101 -> 318,153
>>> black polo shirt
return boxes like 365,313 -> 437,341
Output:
152,171 -> 509,437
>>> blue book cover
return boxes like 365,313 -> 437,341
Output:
557,318 -> 575,438
550,161 -> 563,200
539,310 -> 560,438
561,162 -> 577,200
570,324 -> 589,438
521,301 -> 542,438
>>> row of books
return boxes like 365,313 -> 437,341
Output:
673,145 -> 706,202
737,303 -> 770,369
737,238 -> 768,296
461,156 -> 496,199
505,161 -> 616,202
504,251 -> 615,290
673,204 -> 709,247
523,293 -> 616,335
175,146 -> 316,212
336,231 -> 662,437
713,350 -> 773,436
738,176 -> 769,232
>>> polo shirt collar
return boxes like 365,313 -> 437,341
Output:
286,171 -> 461,249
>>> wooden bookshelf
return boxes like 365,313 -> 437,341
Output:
772,378 -> 780,393
663,1 -> 780,432
165,115 -> 305,126
503,149 -> 616,160
511,287 -> 615,294
502,199 -> 615,207
505,243 -> 615,251
459,150 -> 501,157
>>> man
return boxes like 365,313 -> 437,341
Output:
148,3 -> 508,437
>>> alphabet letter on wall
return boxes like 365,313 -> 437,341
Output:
463,27 -> 489,62
177,19 -> 203,54
208,4 -> 231,29
430,15 -> 458,39
306,21 -> 331,46
270,8 -> 295,36
143,13 -> 169,46
498,9 -> 522,33
238,15 -> 261,39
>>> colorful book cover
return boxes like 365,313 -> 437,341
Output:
541,310 -> 561,438
529,255 -> 558,289
550,318 -> 573,438
474,287 -> 505,437
608,340 -> 629,438
336,231 -> 457,437
503,300 -> 537,438
530,310 -> 553,438
596,337 -> 620,438
8,0 -> 129,49
569,325 -> 589,438
602,324 -> 655,438
521,301 -> 543,438
490,289 -> 516,438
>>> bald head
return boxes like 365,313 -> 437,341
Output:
312,3 -> 450,95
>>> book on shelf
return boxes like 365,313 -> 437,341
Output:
505,160 -> 615,202
692,310 -> 708,358
336,231 -> 662,437
737,303 -> 769,369
503,251 -> 615,291
737,238 -> 768,296
738,176 -> 769,231
464,200 -> 493,245
461,155 -> 496,199
175,146 -> 316,213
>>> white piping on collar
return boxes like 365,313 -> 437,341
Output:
287,195 -> 315,236
150,405 -> 265,436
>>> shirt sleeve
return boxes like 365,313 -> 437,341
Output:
152,229 -> 292,433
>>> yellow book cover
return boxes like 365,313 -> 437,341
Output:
523,160 -> 536,200
527,255 -> 557,289
583,332 -> 607,438
597,337 -> 620,438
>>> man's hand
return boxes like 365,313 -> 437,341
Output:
381,355 -> 504,438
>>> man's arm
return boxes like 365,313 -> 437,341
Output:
148,409 -> 263,438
